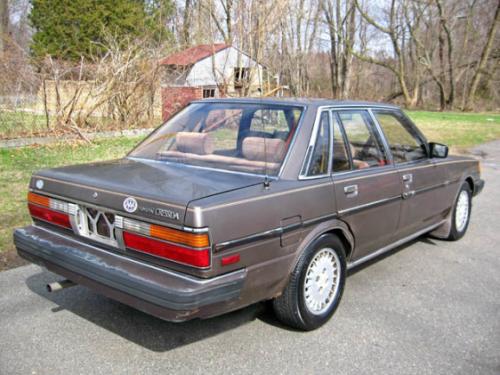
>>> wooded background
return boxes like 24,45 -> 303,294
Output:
0,0 -> 498,117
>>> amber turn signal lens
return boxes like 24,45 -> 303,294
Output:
28,192 -> 50,207
150,224 -> 210,248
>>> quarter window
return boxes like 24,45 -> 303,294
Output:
337,110 -> 387,169
307,111 -> 331,176
373,110 -> 427,163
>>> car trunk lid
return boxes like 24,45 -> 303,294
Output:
31,157 -> 263,226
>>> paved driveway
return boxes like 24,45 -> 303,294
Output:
1,143 -> 499,375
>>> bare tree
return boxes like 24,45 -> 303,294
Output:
276,0 -> 321,95
352,0 -> 425,107
181,0 -> 195,46
203,0 -> 234,44
322,0 -> 356,99
405,0 -> 455,110
464,0 -> 499,110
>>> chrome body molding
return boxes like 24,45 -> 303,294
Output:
338,195 -> 401,216
214,213 -> 339,252
346,220 -> 446,270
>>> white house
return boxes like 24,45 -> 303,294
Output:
159,44 -> 270,119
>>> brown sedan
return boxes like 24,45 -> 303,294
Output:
14,99 -> 484,330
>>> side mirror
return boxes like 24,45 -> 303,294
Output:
429,142 -> 448,158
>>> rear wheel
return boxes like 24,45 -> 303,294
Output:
447,182 -> 472,241
273,234 -> 346,331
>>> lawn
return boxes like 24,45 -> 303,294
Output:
0,110 -> 499,270
0,111 -> 48,139
406,111 -> 500,150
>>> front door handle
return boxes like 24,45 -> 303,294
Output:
344,184 -> 358,197
402,190 -> 415,199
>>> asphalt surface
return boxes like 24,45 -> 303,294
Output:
1,143 -> 499,375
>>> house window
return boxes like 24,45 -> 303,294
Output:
203,88 -> 216,98
234,67 -> 250,89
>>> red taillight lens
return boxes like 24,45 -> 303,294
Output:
28,203 -> 71,229
123,231 -> 210,268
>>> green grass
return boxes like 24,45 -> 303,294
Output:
0,137 -> 143,265
0,111 -> 48,138
406,110 -> 500,149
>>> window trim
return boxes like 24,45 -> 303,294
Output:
299,109 -> 333,180
370,108 -> 429,165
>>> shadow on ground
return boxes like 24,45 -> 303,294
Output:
25,234 -> 437,352
25,270 -> 276,352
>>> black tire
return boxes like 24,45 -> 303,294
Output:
273,233 -> 346,331
447,182 -> 472,241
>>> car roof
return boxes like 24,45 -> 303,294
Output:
192,97 -> 400,109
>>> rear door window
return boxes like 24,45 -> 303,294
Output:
337,110 -> 388,169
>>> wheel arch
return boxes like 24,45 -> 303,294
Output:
430,175 -> 473,239
292,219 -> 355,270
465,176 -> 475,194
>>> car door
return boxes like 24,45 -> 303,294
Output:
371,109 -> 450,238
332,109 -> 401,261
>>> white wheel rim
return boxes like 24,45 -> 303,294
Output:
455,190 -> 469,232
303,248 -> 341,315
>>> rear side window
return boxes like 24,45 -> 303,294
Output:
373,110 -> 427,163
306,111 -> 331,176
337,110 -> 388,169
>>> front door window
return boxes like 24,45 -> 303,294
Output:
373,110 -> 427,163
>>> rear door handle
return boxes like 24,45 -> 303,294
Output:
344,184 -> 358,197
402,173 -> 413,183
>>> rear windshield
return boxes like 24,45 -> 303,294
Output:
129,102 -> 303,176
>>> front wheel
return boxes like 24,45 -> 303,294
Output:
447,182 -> 472,241
273,234 -> 346,331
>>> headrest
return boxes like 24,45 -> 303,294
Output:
176,132 -> 214,155
242,137 -> 286,163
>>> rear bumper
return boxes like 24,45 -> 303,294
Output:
14,225 -> 246,322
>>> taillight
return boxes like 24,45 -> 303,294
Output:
123,232 -> 210,268
27,192 -> 72,229
119,217 -> 211,268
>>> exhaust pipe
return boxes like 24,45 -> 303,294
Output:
46,279 -> 76,292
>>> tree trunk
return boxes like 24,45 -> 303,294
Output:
182,0 -> 193,46
341,1 -> 356,99
464,0 -> 499,110
0,0 -> 9,53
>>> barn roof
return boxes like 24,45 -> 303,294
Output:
160,44 -> 230,66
